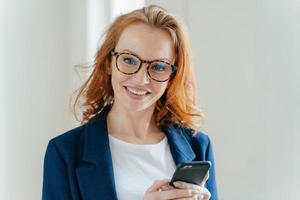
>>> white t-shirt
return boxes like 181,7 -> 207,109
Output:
108,134 -> 177,200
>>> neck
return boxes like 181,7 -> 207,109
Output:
107,103 -> 162,142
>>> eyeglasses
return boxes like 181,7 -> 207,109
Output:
111,50 -> 177,82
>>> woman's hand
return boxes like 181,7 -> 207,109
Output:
171,172 -> 211,200
143,173 -> 210,200
143,173 -> 211,200
143,179 -> 203,200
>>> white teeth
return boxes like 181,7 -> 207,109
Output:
125,87 -> 148,96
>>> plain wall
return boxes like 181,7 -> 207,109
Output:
0,0 -> 87,199
147,0 -> 300,199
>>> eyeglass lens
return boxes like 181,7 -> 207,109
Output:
116,53 -> 172,82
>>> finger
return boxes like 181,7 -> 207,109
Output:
179,193 -> 208,200
193,194 -> 206,200
146,179 -> 170,192
173,194 -> 201,200
197,188 -> 211,200
173,182 -> 202,191
200,171 -> 210,187
160,184 -> 176,191
157,188 -> 199,199
172,197 -> 196,200
173,182 -> 211,199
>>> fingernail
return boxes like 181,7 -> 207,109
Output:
161,185 -> 168,190
174,181 -> 183,187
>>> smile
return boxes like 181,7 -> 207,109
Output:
124,86 -> 151,96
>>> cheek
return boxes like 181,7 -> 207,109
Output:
152,82 -> 168,96
111,71 -> 123,94
111,70 -> 133,97
111,67 -> 126,86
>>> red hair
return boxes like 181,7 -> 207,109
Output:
72,5 -> 205,133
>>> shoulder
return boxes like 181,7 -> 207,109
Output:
173,124 -> 211,148
171,124 -> 214,160
50,112 -> 103,143
49,124 -> 85,148
45,112 -> 107,164
45,123 -> 87,164
191,131 -> 211,149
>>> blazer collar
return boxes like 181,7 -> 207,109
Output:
163,125 -> 196,164
76,108 -> 196,200
81,108 -> 110,164
76,107 -> 118,200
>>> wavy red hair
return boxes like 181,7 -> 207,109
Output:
72,4 -> 205,133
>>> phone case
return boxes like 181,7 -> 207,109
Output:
170,161 -> 211,186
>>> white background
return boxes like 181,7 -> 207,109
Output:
1,0 -> 299,199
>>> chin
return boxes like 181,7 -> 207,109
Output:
124,102 -> 155,113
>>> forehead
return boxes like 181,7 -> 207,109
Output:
114,22 -> 175,62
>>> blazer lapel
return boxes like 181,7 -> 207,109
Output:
163,125 -> 196,165
76,109 -> 118,200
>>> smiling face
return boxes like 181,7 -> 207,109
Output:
110,22 -> 175,113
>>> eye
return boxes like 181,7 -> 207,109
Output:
151,62 -> 167,73
122,56 -> 138,65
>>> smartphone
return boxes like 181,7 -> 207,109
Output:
170,161 -> 211,187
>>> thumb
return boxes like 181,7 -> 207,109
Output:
200,171 -> 210,187
146,179 -> 170,192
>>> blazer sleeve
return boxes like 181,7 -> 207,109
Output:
205,135 -> 218,200
42,140 -> 72,200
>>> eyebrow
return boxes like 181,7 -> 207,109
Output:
121,49 -> 172,63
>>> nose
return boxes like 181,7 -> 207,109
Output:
131,63 -> 150,84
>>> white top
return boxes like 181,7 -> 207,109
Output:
108,134 -> 177,200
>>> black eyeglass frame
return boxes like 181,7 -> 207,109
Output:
111,50 -> 177,82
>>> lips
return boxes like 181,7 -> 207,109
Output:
124,86 -> 151,96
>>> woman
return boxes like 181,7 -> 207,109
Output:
42,4 -> 218,200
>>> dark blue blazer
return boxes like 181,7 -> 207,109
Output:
42,109 -> 218,200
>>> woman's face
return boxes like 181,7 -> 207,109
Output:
110,22 -> 175,113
